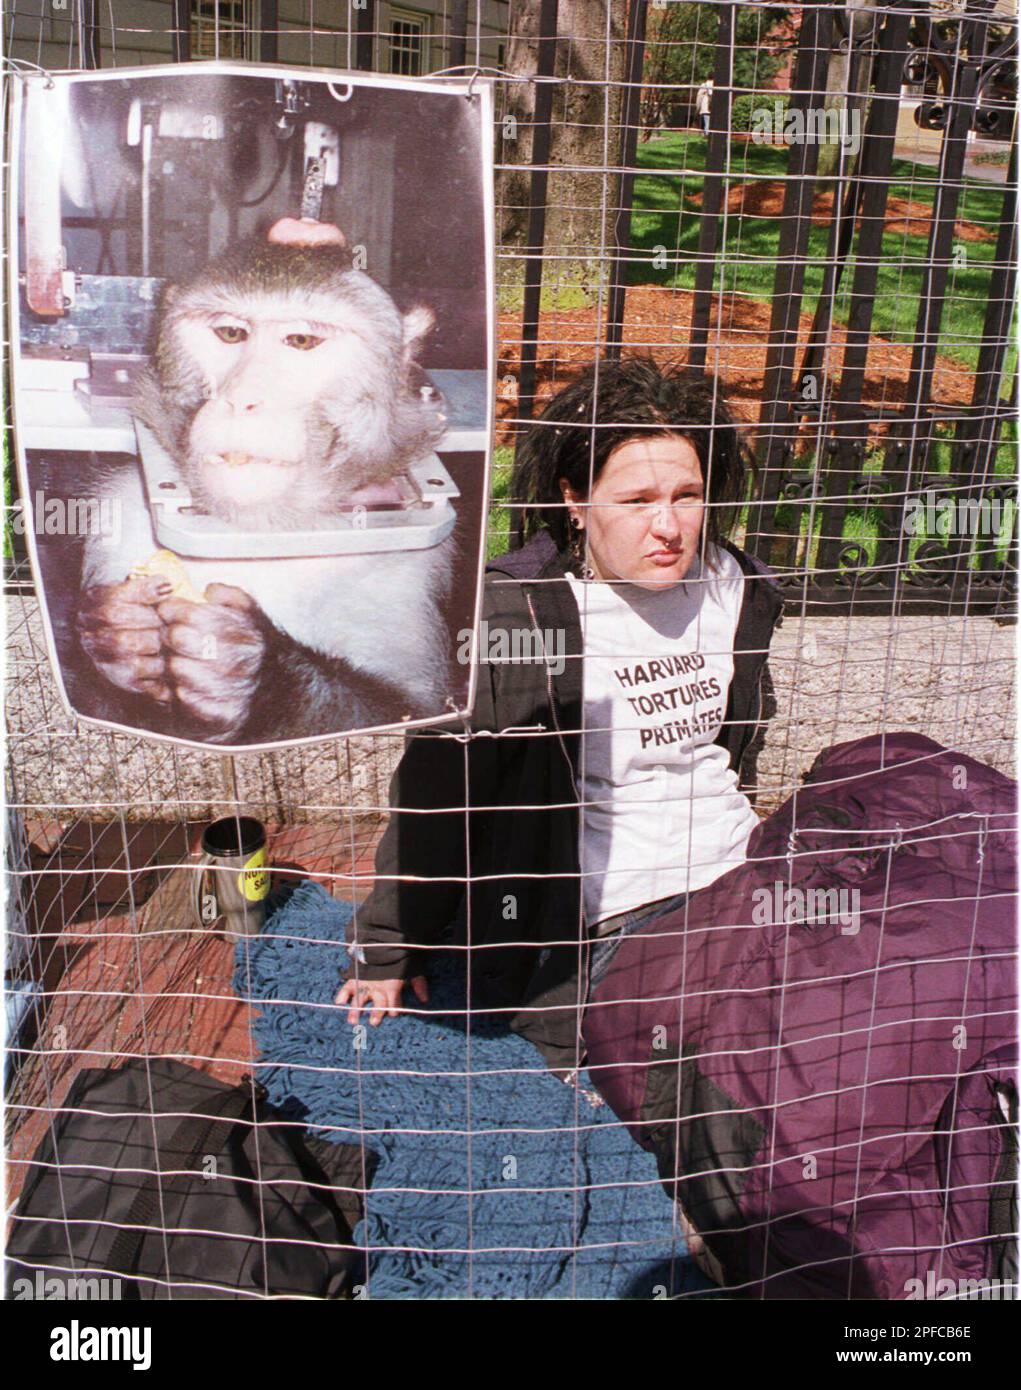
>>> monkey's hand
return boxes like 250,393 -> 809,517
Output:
158,583 -> 266,739
77,575 -> 174,704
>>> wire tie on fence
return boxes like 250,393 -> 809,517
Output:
467,68 -> 482,99
977,818 -> 989,865
327,81 -> 354,104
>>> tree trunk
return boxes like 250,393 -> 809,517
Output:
498,0 -> 628,299
496,0 -> 543,258
815,41 -> 851,185
815,2 -> 880,186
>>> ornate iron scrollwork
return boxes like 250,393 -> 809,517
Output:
836,541 -> 883,585
832,3 -> 883,52
779,474 -> 818,502
851,473 -> 894,501
905,0 -> 1018,134
905,539 -> 953,585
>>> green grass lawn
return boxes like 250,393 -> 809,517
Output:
630,131 -> 1011,374
487,446 -> 516,560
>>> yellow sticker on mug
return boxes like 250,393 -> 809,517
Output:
238,846 -> 270,901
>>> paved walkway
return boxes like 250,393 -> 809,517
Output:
896,121 -> 1012,186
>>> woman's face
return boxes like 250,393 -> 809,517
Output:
561,434 -> 706,590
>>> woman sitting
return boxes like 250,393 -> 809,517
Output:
337,356 -> 782,1074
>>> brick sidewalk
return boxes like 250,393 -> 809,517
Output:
6,818 -> 384,1203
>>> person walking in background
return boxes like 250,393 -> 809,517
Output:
696,77 -> 713,136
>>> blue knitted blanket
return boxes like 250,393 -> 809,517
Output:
234,881 -> 712,1299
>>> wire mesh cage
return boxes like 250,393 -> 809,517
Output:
3,1 -> 1018,1306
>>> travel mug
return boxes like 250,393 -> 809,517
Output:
191,817 -> 269,941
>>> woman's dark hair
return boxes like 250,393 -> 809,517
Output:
512,357 -> 755,563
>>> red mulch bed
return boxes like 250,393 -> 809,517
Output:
496,285 -> 973,444
686,179 -> 995,243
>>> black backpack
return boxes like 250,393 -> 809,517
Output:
6,1059 -> 375,1300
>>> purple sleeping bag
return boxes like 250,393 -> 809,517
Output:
584,733 -> 1018,1299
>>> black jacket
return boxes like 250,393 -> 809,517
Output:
349,530 -> 784,1069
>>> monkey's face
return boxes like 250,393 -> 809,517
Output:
183,300 -> 391,511
137,250 -> 444,525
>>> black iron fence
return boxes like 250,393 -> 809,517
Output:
514,0 -> 1018,617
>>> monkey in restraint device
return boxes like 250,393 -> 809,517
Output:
77,216 -> 455,746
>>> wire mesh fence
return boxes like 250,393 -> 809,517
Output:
3,1 -> 1018,1305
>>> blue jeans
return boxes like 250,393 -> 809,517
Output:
588,889 -> 691,990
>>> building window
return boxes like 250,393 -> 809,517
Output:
190,0 -> 250,60
389,9 -> 429,76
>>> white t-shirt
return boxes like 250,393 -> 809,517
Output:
566,544 -> 760,930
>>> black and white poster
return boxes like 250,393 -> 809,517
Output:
8,63 -> 494,750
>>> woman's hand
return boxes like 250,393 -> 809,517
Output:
336,975 -> 429,1026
